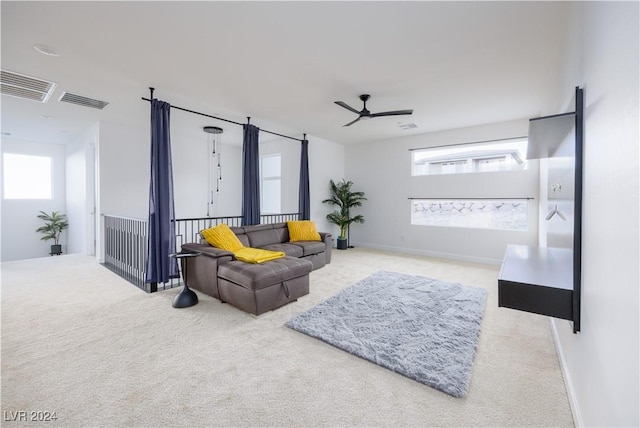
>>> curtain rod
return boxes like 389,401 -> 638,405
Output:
407,135 -> 528,152
408,197 -> 534,200
142,88 -> 305,142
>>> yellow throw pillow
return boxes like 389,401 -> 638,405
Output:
201,223 -> 245,251
287,220 -> 321,242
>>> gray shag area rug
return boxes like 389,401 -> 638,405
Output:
286,270 -> 488,397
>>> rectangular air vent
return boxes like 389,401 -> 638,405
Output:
0,69 -> 57,102
399,123 -> 418,130
59,92 -> 109,110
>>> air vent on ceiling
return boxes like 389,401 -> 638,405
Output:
398,123 -> 418,130
59,92 -> 109,110
0,69 -> 57,103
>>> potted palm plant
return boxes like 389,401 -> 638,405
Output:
36,211 -> 69,255
322,179 -> 367,250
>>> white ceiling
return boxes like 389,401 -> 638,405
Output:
1,1 -> 571,146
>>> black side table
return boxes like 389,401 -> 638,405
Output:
169,251 -> 201,308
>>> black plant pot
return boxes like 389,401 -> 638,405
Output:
50,244 -> 62,255
337,238 -> 348,250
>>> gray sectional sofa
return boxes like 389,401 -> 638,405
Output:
181,222 -> 332,315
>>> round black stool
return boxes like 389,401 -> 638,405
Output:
169,251 -> 201,308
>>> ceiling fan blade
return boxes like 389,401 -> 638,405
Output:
343,117 -> 361,127
370,109 -> 414,117
335,101 -> 361,115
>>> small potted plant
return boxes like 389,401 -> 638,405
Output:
322,179 -> 367,250
36,210 -> 69,255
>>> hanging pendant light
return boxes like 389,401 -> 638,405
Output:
203,126 -> 223,217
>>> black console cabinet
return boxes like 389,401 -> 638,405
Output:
498,87 -> 583,333
498,245 -> 573,321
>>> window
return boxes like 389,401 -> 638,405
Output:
412,138 -> 528,176
260,154 -> 281,214
411,199 -> 528,231
3,153 -> 52,199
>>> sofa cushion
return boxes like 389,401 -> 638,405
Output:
217,256 -> 312,290
291,240 -> 326,256
243,224 -> 275,232
260,243 -> 304,258
271,224 -> 290,243
247,228 -> 281,248
235,234 -> 250,247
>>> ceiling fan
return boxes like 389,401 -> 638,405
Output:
334,94 -> 413,127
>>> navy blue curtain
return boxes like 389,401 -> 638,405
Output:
298,139 -> 310,220
145,99 -> 179,284
242,123 -> 261,226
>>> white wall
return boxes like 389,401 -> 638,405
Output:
95,118 -> 243,260
207,142 -> 242,218
307,135 -> 346,237
95,117 -> 345,259
552,2 -> 639,427
253,134 -> 346,236
0,138 -> 67,261
212,133 -> 346,235
345,119 -> 539,264
97,119 -> 244,221
97,120 -> 149,219
171,131 -> 242,219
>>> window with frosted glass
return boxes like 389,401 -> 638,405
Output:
411,199 -> 528,231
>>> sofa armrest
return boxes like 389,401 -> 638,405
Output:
180,243 -> 234,299
182,242 -> 234,259
319,232 -> 333,264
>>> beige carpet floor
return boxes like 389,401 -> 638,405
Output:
1,248 -> 573,427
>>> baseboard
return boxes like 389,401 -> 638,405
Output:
349,241 -> 502,266
550,318 -> 583,427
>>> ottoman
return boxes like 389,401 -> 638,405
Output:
216,256 -> 313,315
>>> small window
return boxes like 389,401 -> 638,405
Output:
260,154 -> 281,214
412,139 -> 528,176
411,199 -> 528,231
3,153 -> 52,199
